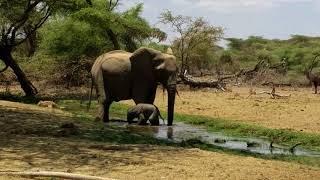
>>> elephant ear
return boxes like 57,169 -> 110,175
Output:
130,47 -> 163,72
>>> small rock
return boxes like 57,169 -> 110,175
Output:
60,122 -> 76,129
37,101 -> 60,109
246,141 -> 260,147
214,139 -> 226,143
55,123 -> 79,137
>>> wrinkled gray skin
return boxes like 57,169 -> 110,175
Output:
91,47 -> 177,126
127,103 -> 163,126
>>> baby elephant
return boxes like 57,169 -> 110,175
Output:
127,103 -> 164,126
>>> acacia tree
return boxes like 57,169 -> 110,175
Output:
0,0 -> 73,96
118,3 -> 166,52
38,0 -> 166,86
42,1 -> 166,56
84,0 -> 166,52
0,0 -> 58,96
160,10 -> 223,76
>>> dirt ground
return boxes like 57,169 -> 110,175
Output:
3,84 -> 320,133
1,100 -> 320,179
122,86 -> 320,134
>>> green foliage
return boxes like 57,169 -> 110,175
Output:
145,42 -> 170,52
38,0 -> 165,58
219,51 -> 233,64
174,113 -> 320,152
222,35 -> 320,83
160,10 -> 223,74
36,0 -> 165,86
40,17 -> 111,59
0,0 -> 80,45
119,3 -> 153,39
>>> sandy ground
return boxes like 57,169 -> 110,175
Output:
2,84 -> 320,133
1,100 -> 320,179
1,137 -> 320,180
121,86 -> 320,133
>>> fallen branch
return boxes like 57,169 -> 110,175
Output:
218,59 -> 269,81
261,81 -> 292,87
0,171 -> 114,180
180,71 -> 226,91
257,91 -> 290,99
253,85 -> 290,99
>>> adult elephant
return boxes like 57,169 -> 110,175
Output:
90,47 -> 177,126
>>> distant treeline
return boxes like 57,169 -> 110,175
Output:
1,0 -> 319,95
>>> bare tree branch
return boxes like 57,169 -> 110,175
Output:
108,0 -> 119,11
9,0 -> 42,45
13,3 -> 54,46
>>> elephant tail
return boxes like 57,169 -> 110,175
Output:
154,105 -> 165,124
176,89 -> 184,103
87,76 -> 94,111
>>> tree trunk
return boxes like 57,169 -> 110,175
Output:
24,24 -> 37,57
0,47 -> 38,96
106,29 -> 120,50
26,31 -> 37,57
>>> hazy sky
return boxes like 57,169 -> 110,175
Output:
122,0 -> 320,42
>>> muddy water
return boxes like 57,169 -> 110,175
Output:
108,120 -> 320,157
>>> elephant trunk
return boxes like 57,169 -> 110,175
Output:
167,83 -> 176,126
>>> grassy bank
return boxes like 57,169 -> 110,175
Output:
175,113 -> 320,152
1,96 -> 320,167
58,100 -> 320,152
57,100 -> 320,167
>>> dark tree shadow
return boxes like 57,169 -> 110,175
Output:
0,104 -> 179,174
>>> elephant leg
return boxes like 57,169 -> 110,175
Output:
103,100 -> 112,122
95,90 -> 112,122
93,68 -> 110,122
137,114 -> 148,125
148,110 -> 159,126
314,82 -> 318,94
95,96 -> 105,122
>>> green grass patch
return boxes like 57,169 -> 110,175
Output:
58,100 -> 320,152
180,138 -> 320,168
174,113 -> 320,151
3,95 -> 319,153
19,99 -> 320,167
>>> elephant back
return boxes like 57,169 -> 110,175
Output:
91,50 -> 131,77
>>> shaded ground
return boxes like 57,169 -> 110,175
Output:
124,86 -> 320,134
1,101 -> 320,179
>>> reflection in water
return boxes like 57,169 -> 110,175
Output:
107,120 -> 320,157
167,127 -> 173,139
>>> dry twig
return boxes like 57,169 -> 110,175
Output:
0,171 -> 115,180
